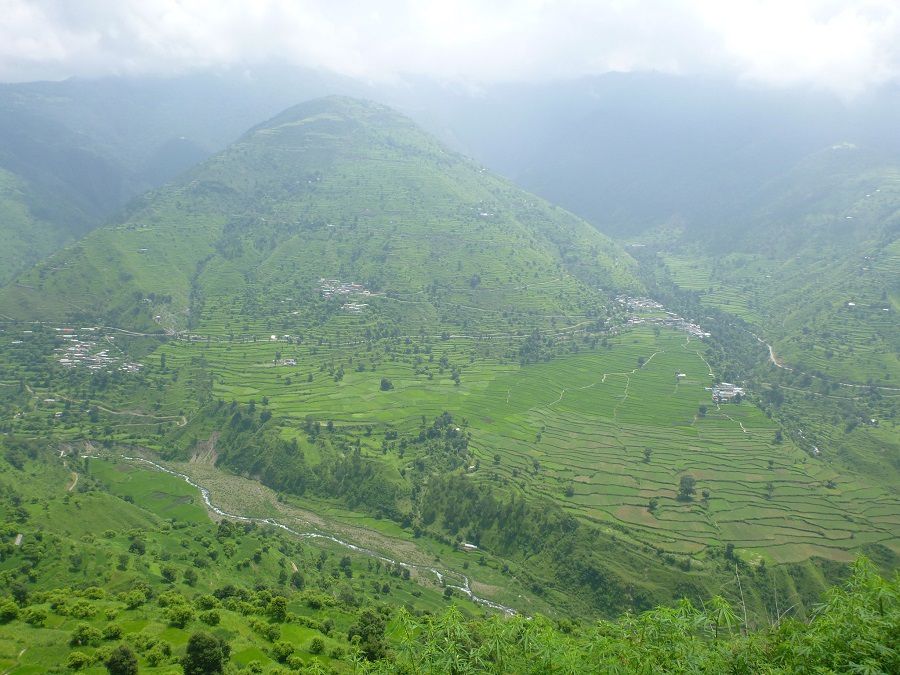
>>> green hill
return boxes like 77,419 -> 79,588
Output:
0,106 -> 127,285
1,438 -> 896,673
0,96 -> 638,334
655,146 -> 900,387
1,98 -> 895,626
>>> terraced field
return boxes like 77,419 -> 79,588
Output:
662,241 -> 899,386
149,325 -> 900,565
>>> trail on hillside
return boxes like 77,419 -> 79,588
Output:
749,331 -> 900,391
20,381 -> 187,426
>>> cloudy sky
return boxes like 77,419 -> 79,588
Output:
1,0 -> 898,96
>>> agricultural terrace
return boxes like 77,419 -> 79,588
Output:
154,326 -> 900,565
661,241 -> 899,386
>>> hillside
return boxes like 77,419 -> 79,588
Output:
0,439 -> 895,673
0,70 -> 347,286
0,97 -> 895,625
0,96 -> 639,333
658,147 -> 900,386
0,104 -> 127,284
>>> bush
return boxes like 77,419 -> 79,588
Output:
104,644 -> 139,675
272,641 -> 295,663
102,624 -> 124,640
70,622 -> 103,647
22,607 -> 47,626
68,600 -> 95,619
66,651 -> 93,670
0,600 -> 18,623
195,594 -> 218,610
199,609 -> 220,626
121,590 -> 146,609
166,604 -> 194,628
182,632 -> 230,675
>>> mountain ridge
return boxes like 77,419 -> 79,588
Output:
0,96 -> 640,335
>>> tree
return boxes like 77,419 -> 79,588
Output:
166,604 -> 194,628
643,448 -> 652,463
698,405 -> 707,417
268,596 -> 288,623
0,600 -> 18,623
725,543 -> 736,560
182,632 -> 229,675
272,641 -> 295,663
67,651 -> 92,670
380,377 -> 394,391
105,644 -> 139,675
774,429 -> 783,444
678,475 -> 696,501
70,622 -> 103,647
348,607 -> 387,661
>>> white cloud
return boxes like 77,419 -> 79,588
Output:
0,0 -> 898,96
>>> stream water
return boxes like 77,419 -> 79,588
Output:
110,454 -> 517,615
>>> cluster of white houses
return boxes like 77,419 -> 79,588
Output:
53,328 -> 143,373
319,278 -> 376,300
617,295 -> 711,339
711,382 -> 745,403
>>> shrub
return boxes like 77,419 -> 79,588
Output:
104,644 -> 138,675
166,604 -> 194,628
199,609 -> 220,626
22,607 -> 47,626
70,622 -> 103,647
0,600 -> 18,623
102,624 -> 124,640
272,641 -> 295,662
66,651 -> 93,670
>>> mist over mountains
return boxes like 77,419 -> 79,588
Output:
0,41 -> 897,673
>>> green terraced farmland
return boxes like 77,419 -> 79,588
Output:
142,325 -> 900,567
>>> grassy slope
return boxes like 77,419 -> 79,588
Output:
0,169 -> 71,287
658,152 -> 900,387
0,96 -> 639,332
0,445 -> 488,673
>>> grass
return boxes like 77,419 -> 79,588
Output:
0,449 -> 493,673
0,97 -> 895,625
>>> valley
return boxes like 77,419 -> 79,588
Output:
0,93 -> 896,673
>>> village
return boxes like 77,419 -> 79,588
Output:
616,295 -> 711,339
52,327 -> 143,373
710,382 -> 745,403
318,278 -> 380,314
319,278 -> 377,300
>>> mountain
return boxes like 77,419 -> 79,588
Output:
1,96 -> 895,624
418,74 -> 900,238
0,103 -> 125,284
654,145 -> 900,386
0,96 -> 639,333
0,69 -> 351,285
